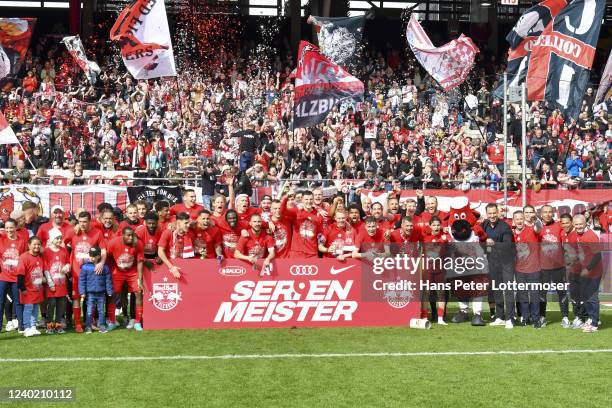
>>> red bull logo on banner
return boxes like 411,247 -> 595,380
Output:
148,277 -> 183,311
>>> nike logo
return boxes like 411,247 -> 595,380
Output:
329,265 -> 356,275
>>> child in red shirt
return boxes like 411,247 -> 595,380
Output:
17,237 -> 45,337
43,228 -> 71,334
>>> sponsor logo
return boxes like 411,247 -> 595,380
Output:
289,265 -> 318,276
148,277 -> 182,311
329,264 -> 355,275
219,266 -> 247,277
383,289 -> 414,309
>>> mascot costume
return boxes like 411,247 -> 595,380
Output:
446,198 -> 488,326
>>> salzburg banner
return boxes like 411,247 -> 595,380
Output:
61,35 -> 101,84
0,18 -> 35,76
293,41 -> 364,129
494,0 -> 567,102
405,15 -> 479,91
110,0 -> 177,79
143,259 -> 420,330
526,0 -> 605,118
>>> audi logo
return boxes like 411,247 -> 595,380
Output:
289,265 -> 318,276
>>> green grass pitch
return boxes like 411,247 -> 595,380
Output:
1,308 -> 611,408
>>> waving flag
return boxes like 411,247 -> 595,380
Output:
405,15 -> 479,91
0,110 -> 18,145
62,35 -> 101,84
293,41 -> 364,129
527,0 -> 605,118
494,0 -> 567,101
307,15 -> 365,66
110,0 -> 176,79
0,18 -> 36,76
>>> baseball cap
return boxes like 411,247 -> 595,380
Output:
51,205 -> 64,214
89,247 -> 101,258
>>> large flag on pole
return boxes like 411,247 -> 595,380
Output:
0,110 -> 19,145
526,0 -> 605,118
0,18 -> 36,76
110,0 -> 176,79
293,41 -> 364,129
307,15 -> 365,67
405,15 -> 479,92
494,0 -> 567,102
61,35 -> 101,84
594,51 -> 612,106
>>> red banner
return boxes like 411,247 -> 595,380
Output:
143,259 -> 420,330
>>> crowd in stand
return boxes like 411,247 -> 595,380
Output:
0,32 -> 610,193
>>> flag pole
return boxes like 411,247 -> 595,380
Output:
521,81 -> 527,208
16,139 -> 36,170
503,72 -> 508,208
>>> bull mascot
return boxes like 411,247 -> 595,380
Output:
446,198 -> 488,326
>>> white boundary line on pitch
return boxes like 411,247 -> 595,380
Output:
2,349 -> 612,363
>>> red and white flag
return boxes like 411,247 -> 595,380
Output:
405,15 -> 479,91
0,110 -> 18,145
110,0 -> 176,80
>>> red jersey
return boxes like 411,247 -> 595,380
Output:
0,236 -> 27,282
106,236 -> 144,274
355,229 -> 388,258
513,226 -> 540,273
210,211 -> 227,228
282,199 -> 323,257
158,229 -> 195,260
487,144 -> 504,165
321,223 -> 357,257
422,232 -> 451,273
191,225 -> 222,259
42,247 -> 70,298
118,219 -> 143,233
538,221 -> 564,269
215,219 -> 244,259
17,252 -> 45,304
100,226 -> 120,244
599,209 -> 612,233
64,227 -> 105,276
270,217 -> 292,259
236,229 -> 275,260
36,221 -> 71,247
135,225 -> 163,259
389,228 -> 423,256
565,229 -> 602,278
170,203 -> 204,220
236,207 -> 262,226
16,228 -> 29,243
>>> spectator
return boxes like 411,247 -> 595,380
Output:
565,150 -> 584,178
